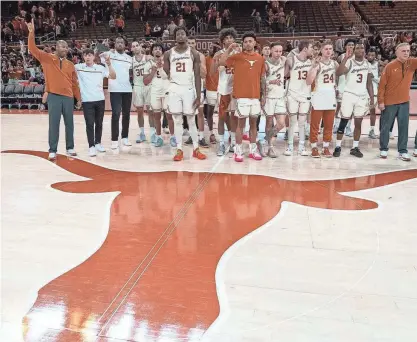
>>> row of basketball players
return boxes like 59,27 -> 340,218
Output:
81,27 -> 417,162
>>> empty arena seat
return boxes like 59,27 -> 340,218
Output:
23,84 -> 35,97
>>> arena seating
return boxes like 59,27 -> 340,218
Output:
1,83 -> 45,109
354,1 -> 417,31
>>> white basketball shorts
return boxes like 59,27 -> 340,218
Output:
340,92 -> 370,119
133,85 -> 151,108
235,98 -> 261,118
166,84 -> 196,116
264,97 -> 287,116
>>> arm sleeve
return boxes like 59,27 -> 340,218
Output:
72,65 -> 81,102
28,30 -> 50,63
225,53 -> 237,68
101,65 -> 109,78
377,66 -> 388,105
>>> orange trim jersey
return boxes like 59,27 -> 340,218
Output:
226,52 -> 265,99
205,56 -> 219,92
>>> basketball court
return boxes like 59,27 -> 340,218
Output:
1,112 -> 417,342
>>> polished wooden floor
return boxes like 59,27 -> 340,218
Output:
1,113 -> 417,342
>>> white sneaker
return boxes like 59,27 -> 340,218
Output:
380,151 -> 388,159
413,149 -> 417,157
284,147 -> 293,156
122,138 -> 132,146
48,152 -> 56,160
111,141 -> 119,149
89,146 -> 97,157
389,132 -> 395,140
398,153 -> 411,161
95,144 -> 106,152
299,146 -> 309,156
66,149 -> 77,156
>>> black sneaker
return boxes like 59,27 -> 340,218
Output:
350,147 -> 363,158
333,146 -> 341,157
185,136 -> 193,145
199,138 -> 209,148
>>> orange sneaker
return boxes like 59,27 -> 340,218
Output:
322,147 -> 332,158
311,147 -> 320,158
193,147 -> 207,160
173,149 -> 184,161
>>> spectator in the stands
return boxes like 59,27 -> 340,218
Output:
153,24 -> 162,38
109,16 -> 116,33
216,12 -> 222,30
162,28 -> 169,40
222,8 -> 231,26
145,22 -> 151,39
167,20 -> 177,37
115,15 -> 124,33
252,10 -> 262,33
178,15 -> 185,27
335,32 -> 344,55
286,10 -> 296,33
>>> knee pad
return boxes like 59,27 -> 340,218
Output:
337,118 -> 349,135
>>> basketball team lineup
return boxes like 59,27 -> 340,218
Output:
24,21 -> 417,164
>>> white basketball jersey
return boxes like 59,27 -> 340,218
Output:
217,48 -> 235,95
369,61 -> 379,96
132,54 -> 149,87
344,59 -> 371,96
315,60 -> 337,91
169,47 -> 194,86
145,59 -> 169,95
287,56 -> 312,99
266,58 -> 285,98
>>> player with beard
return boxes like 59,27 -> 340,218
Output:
131,38 -> 154,144
205,43 -> 220,144
333,43 -> 374,158
307,41 -> 339,158
100,36 -> 133,149
220,31 -> 266,162
212,28 -> 239,156
263,42 -> 286,158
284,40 -> 313,156
367,49 -> 380,139
144,43 -> 176,148
186,36 -> 208,147
164,26 -> 206,161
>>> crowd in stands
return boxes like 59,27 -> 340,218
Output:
261,1 -> 296,34
1,1 -> 416,87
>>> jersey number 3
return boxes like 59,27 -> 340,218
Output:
176,62 -> 186,72
356,74 -> 363,83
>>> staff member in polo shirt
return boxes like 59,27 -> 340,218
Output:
75,48 -> 116,157
27,19 -> 81,161
378,43 -> 417,161
100,37 -> 133,150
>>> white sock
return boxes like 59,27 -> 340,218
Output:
231,132 -> 236,144
219,134 -> 224,144
323,142 -> 330,148
298,115 -> 306,146
336,139 -> 342,147
370,126 -> 375,131
173,115 -> 184,150
311,142 -> 317,148
250,142 -> 257,152
198,131 -> 204,140
188,116 -> 199,149
235,144 -> 243,155
353,140 -> 359,148
334,117 -> 341,127
209,130 -> 213,135
288,115 -> 298,145
150,127 -> 156,135
140,127 -> 145,134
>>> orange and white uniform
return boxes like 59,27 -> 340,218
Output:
311,60 -> 338,110
340,58 -> 371,118
264,57 -> 286,116
205,55 -> 219,106
225,52 -> 265,118
286,56 -> 312,115
217,48 -> 237,115
166,47 -> 196,115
